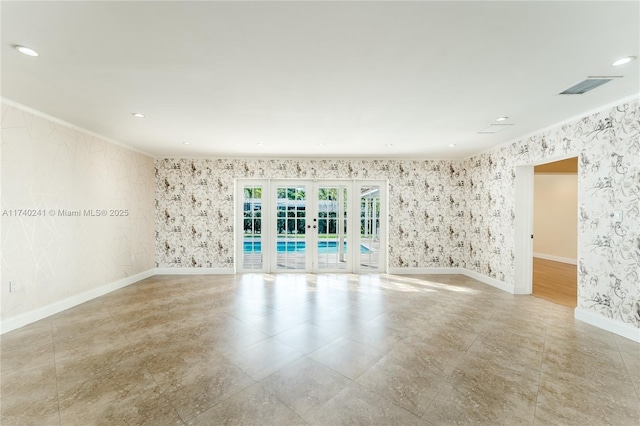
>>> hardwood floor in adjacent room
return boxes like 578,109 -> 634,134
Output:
533,257 -> 577,308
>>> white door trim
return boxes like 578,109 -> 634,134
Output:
311,180 -> 354,273
236,179 -> 388,274
354,180 -> 388,274
236,179 -> 270,273
270,180 -> 313,272
514,166 -> 534,294
514,152 -> 580,295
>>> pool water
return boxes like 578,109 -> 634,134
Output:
244,240 -> 370,254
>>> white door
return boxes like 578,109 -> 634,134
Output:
238,180 -> 268,272
236,179 -> 386,273
355,182 -> 387,273
313,182 -> 351,272
272,181 -> 311,271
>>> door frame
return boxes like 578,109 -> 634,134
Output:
270,179 -> 314,273
513,152 -> 579,295
236,179 -> 270,273
309,180 -> 355,273
235,179 -> 388,273
353,180 -> 388,274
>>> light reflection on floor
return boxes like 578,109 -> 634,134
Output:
2,273 -> 638,425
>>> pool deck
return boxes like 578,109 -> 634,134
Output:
242,238 -> 380,270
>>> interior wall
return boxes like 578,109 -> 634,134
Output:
533,173 -> 578,261
462,100 -> 640,330
154,159 -> 463,270
2,98 -> 637,336
155,100 -> 639,332
1,103 -> 156,321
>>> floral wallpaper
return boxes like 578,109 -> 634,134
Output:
155,159 -> 457,270
574,103 -> 639,328
156,99 -> 639,329
463,100 -> 640,328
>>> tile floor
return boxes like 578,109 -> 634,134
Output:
1,273 -> 639,425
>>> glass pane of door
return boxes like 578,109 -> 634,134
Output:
242,184 -> 263,270
316,185 -> 348,271
359,186 -> 380,270
275,184 -> 307,270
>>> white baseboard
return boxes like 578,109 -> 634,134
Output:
383,269 -> 639,342
387,267 -> 464,275
388,267 -> 514,294
154,268 -> 235,275
0,267 -> 235,335
574,307 -> 640,343
0,269 -> 155,335
461,268 -> 515,294
533,252 -> 577,265
6,267 -> 635,344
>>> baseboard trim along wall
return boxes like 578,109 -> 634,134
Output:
388,267 -> 515,294
0,267 -> 237,335
387,267 -> 465,275
390,268 -> 639,342
0,269 -> 156,335
575,307 -> 640,343
460,269 -> 515,294
4,268 -> 638,344
154,268 -> 236,275
533,253 -> 578,265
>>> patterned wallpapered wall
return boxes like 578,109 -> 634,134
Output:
463,100 -> 640,328
1,103 -> 156,320
155,159 -> 459,270
155,99 -> 639,328
578,104 -> 639,327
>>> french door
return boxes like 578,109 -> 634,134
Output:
237,179 -> 386,273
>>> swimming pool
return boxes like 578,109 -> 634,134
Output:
244,240 -> 370,254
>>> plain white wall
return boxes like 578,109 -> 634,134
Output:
533,173 -> 578,261
1,102 -> 156,324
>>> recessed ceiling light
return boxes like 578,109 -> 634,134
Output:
385,143 -> 394,147
14,45 -> 38,57
495,116 -> 508,122
256,142 -> 264,146
182,142 -> 190,145
612,56 -> 636,67
131,113 -> 145,118
449,144 -> 457,147
317,143 -> 326,147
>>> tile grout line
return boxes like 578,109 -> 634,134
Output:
167,316 -> 264,424
278,329 -> 401,422
532,306 -> 552,425
256,354 -> 354,424
50,319 -> 63,426
352,350 -> 440,422
98,295 -> 187,424
421,326 -> 482,418
181,378 -> 258,425
6,274 -> 637,424
612,334 -> 640,403
256,381 -> 312,426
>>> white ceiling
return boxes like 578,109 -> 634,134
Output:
2,1 -> 638,159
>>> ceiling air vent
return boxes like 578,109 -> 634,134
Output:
559,77 -> 621,95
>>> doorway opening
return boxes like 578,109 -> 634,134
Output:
236,179 -> 387,273
532,157 -> 578,307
